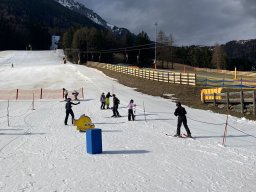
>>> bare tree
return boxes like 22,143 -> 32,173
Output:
211,43 -> 227,69
168,33 -> 174,69
157,30 -> 169,68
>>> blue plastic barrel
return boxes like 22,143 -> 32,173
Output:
86,129 -> 102,154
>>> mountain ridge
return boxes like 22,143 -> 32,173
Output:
55,0 -> 130,36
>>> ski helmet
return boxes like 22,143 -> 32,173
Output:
176,102 -> 181,107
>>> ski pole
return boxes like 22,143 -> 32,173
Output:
143,101 -> 146,121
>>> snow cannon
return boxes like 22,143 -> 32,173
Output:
74,114 -> 95,132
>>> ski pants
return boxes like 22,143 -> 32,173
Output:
101,102 -> 105,109
177,116 -> 191,135
128,109 -> 135,121
65,109 -> 74,125
105,98 -> 110,109
112,105 -> 120,117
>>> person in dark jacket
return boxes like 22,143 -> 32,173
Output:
100,93 -> 106,109
63,88 -> 68,101
111,94 -> 121,117
174,102 -> 192,137
64,98 -> 80,125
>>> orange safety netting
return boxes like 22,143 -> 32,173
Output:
0,89 -> 17,100
0,88 -> 84,100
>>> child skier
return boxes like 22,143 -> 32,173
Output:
174,102 -> 192,138
127,99 -> 136,121
63,88 -> 68,101
72,90 -> 79,100
100,93 -> 106,109
64,98 -> 80,125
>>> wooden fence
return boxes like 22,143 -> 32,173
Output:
88,62 -> 196,86
202,90 -> 256,115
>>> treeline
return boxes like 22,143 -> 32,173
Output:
0,15 -> 51,50
63,27 -> 256,71
62,27 -> 154,67
63,27 -> 225,70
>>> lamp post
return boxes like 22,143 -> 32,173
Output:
154,22 -> 158,69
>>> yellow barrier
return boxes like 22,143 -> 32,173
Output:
201,88 -> 222,102
74,114 -> 95,132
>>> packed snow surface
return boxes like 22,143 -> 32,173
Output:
0,50 -> 256,192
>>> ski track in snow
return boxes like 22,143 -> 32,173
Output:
0,50 -> 256,192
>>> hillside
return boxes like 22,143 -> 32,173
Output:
224,39 -> 256,70
0,0 -> 102,50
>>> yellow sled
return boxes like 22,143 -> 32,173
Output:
74,114 -> 95,132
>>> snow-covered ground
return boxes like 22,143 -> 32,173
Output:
0,50 -> 255,192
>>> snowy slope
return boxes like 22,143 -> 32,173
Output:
0,50 -> 256,192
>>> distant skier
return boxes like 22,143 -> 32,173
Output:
63,88 -> 68,101
72,90 -> 79,100
174,102 -> 192,138
111,94 -> 121,117
105,92 -> 112,109
100,93 -> 106,109
64,98 -> 80,125
11,63 -> 14,68
127,99 -> 136,121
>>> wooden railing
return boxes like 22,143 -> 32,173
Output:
202,90 -> 256,115
87,62 -> 196,86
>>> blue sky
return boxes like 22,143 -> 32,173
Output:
78,0 -> 256,45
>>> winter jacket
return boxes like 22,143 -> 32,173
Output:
113,97 -> 120,106
127,103 -> 136,110
174,106 -> 187,117
65,101 -> 79,110
100,94 -> 106,102
106,93 -> 112,98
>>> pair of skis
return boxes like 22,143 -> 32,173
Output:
165,133 -> 193,139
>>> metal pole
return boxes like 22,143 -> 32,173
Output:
143,101 -> 147,122
222,114 -> 229,146
7,100 -> 10,127
32,93 -> 35,110
154,22 -> 157,69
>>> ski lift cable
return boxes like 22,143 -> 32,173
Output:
99,43 -> 155,52
78,42 -> 158,54
187,116 -> 226,125
227,124 -> 256,139
84,45 -> 168,54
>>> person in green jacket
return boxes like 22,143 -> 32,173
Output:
105,92 -> 112,109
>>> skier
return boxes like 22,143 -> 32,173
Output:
174,102 -> 192,138
64,98 -> 80,125
72,90 -> 79,100
127,99 -> 136,121
63,88 -> 68,101
100,93 -> 106,109
111,94 -> 121,117
105,92 -> 112,109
